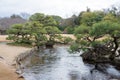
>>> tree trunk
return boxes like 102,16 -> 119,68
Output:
113,37 -> 118,53
109,37 -> 118,60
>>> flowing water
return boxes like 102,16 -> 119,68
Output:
21,46 -> 120,80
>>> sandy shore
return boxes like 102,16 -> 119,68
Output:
0,35 -> 31,80
0,61 -> 24,80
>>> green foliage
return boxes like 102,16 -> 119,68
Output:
90,41 -> 102,47
30,13 -> 61,47
7,13 -> 62,48
7,24 -> 23,34
29,13 -> 57,26
79,40 -> 88,46
56,35 -> 73,44
34,34 -> 47,46
26,21 -> 46,34
29,13 -> 61,46
51,15 -> 62,26
7,7 -> 120,51
45,26 -> 61,44
45,26 -> 61,34
26,21 -> 47,46
103,13 -> 118,22
71,19 -> 120,52
108,23 -> 120,37
29,13 -> 45,21
70,43 -> 80,52
79,11 -> 105,26
58,26 -> 66,31
63,37 -> 73,44
74,25 -> 90,35
90,21 -> 110,36
90,21 -> 120,37
7,22 -> 47,47
7,24 -> 24,42
44,16 -> 57,26
65,27 -> 75,34
71,10 -> 120,53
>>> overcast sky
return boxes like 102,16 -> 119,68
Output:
0,0 -> 119,18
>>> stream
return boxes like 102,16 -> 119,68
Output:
20,46 -> 120,80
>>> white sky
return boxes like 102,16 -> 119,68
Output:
0,0 -> 119,18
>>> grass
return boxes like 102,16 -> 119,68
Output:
7,42 -> 33,48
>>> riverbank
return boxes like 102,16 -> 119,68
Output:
0,38 -> 31,80
0,62 -> 23,80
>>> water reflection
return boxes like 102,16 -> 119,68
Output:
22,46 -> 120,80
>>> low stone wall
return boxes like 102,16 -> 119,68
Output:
14,47 -> 38,73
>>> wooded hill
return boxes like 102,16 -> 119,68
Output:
0,15 -> 26,34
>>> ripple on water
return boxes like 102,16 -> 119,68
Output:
22,46 -> 120,80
